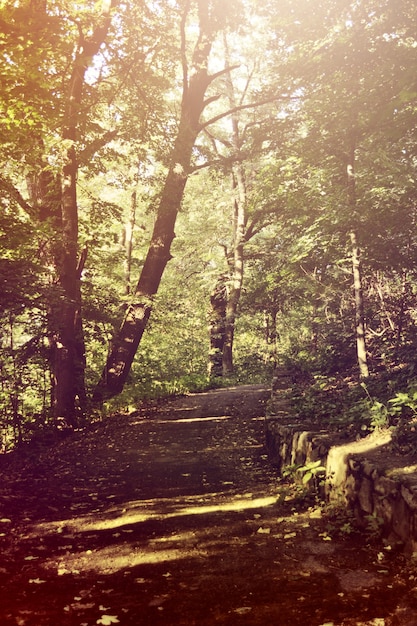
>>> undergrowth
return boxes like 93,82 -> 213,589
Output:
288,364 -> 417,443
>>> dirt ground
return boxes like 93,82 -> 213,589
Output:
1,384 -> 417,626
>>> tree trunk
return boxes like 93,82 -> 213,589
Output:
264,306 -> 279,366
347,140 -> 369,379
48,136 -> 86,425
27,158 -> 86,426
208,276 -> 227,378
396,270 -> 409,349
221,38 -> 246,376
223,165 -> 246,375
93,1 -> 217,403
123,189 -> 137,296
92,160 -> 190,402
50,4 -> 113,423
350,229 -> 369,378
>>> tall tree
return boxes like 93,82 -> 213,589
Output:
277,0 -> 417,376
54,1 -> 116,423
220,37 -> 248,376
1,0 -> 118,424
347,136 -> 369,378
93,0 -> 243,402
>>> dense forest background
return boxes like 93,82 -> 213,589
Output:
2,0 -> 417,451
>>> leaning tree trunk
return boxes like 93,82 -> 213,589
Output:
93,2 -> 218,403
347,138 -> 369,379
92,151 -> 192,402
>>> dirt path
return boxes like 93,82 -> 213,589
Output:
0,384 -> 416,625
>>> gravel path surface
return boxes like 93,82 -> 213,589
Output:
0,384 -> 416,625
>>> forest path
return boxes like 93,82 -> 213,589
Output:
0,384 -> 415,625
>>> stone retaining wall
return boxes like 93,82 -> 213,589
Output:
266,376 -> 417,555
326,432 -> 417,555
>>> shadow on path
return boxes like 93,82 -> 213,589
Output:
0,384 -> 415,625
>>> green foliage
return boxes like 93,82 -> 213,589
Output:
323,502 -> 358,539
357,379 -> 417,433
289,364 -> 417,462
358,383 -> 392,430
297,459 -> 326,487
0,314 -> 51,451
281,460 -> 326,494
291,374 -> 360,427
388,386 -> 417,419
364,512 -> 385,540
3,0 -> 417,450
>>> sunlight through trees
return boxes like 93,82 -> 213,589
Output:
2,0 -> 417,446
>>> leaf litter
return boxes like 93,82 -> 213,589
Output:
0,384 -> 416,625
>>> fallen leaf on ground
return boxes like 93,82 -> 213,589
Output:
149,595 -> 169,607
28,578 -> 46,584
71,602 -> 95,611
233,607 -> 252,614
284,532 -> 297,539
96,615 -> 120,625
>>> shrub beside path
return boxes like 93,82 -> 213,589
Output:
0,384 -> 416,625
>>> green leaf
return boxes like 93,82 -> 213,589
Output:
302,471 -> 312,484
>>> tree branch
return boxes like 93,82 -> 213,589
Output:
180,0 -> 191,101
78,129 -> 118,164
207,64 -> 240,85
190,150 -> 249,174
245,216 -> 275,242
0,175 -> 35,217
203,127 -> 232,150
203,94 -> 221,108
239,66 -> 256,107
200,95 -> 291,130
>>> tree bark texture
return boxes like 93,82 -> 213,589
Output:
350,229 -> 369,378
347,140 -> 369,379
208,276 -> 227,378
49,4 -> 114,423
93,1 -> 218,403
123,190 -> 137,296
264,307 -> 279,366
